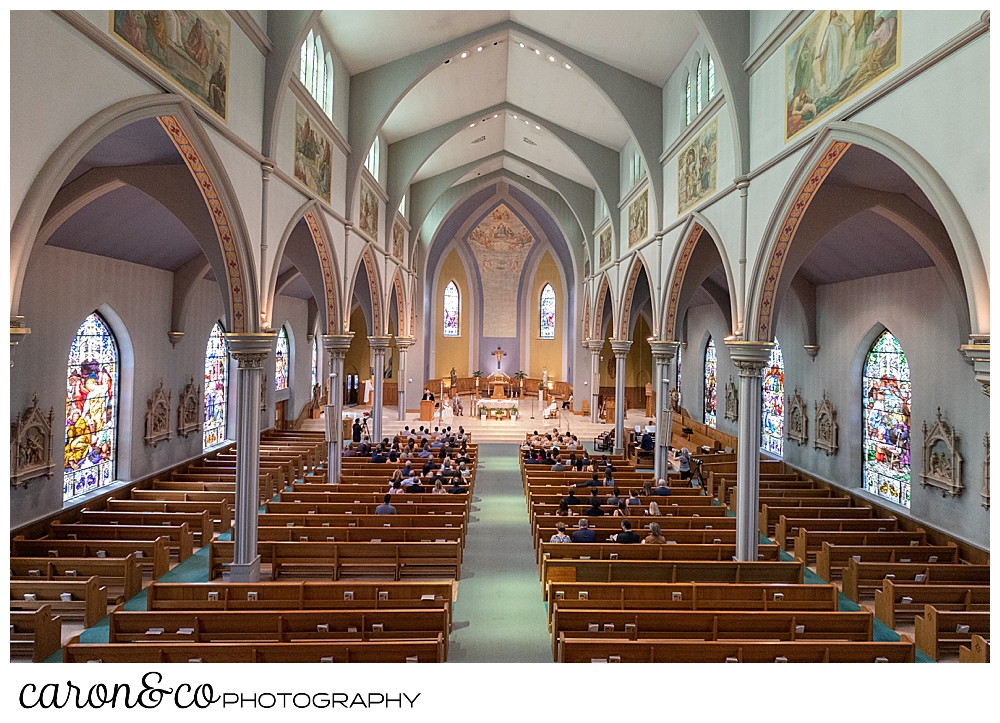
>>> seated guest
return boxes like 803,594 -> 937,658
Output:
459,462 -> 471,479
375,494 -> 396,515
388,480 -> 404,495
388,449 -> 399,462
643,521 -> 667,545
422,459 -> 437,476
612,500 -> 629,518
639,431 -> 654,451
565,435 -> 579,450
555,500 -> 571,517
603,470 -> 615,487
371,448 -> 387,463
562,488 -> 580,507
627,489 -> 642,506
646,501 -> 662,516
606,487 -> 622,506
585,500 -> 605,516
562,394 -> 573,410
653,478 -> 672,496
343,445 -> 357,458
400,475 -> 416,487
418,444 -> 433,458
570,519 -> 596,543
587,489 -> 604,508
550,455 -> 566,471
405,478 -> 425,493
447,479 -> 467,494
431,480 -> 447,494
453,396 -> 463,416
573,473 -> 601,489
550,522 -> 572,543
615,519 -> 641,543
580,452 -> 593,472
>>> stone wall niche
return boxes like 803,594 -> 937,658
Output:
177,377 -> 202,438
145,379 -> 172,448
920,408 -> 963,498
11,393 -> 55,489
786,388 -> 808,446
813,390 -> 839,456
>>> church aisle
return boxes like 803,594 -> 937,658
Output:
448,443 -> 553,662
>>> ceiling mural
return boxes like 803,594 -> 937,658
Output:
467,203 -> 535,337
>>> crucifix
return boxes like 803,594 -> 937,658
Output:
494,346 -> 506,371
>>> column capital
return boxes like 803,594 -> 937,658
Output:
368,335 -> 392,350
649,339 -> 680,364
959,333 -> 989,396
725,338 -> 773,377
394,336 -> 415,351
586,339 -> 605,352
322,332 -> 354,357
226,332 -> 277,369
610,339 -> 632,358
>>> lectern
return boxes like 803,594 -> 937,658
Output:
419,400 -> 435,421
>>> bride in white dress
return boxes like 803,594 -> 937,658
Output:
440,394 -> 454,421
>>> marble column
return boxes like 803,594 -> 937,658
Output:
395,337 -> 414,421
226,332 -> 277,583
725,340 -> 773,562
649,340 -> 679,483
610,339 -> 632,454
368,336 -> 392,442
586,340 -> 603,424
322,333 -> 353,485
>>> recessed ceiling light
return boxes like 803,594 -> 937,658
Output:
470,123 -> 476,127
513,115 -> 517,119
478,47 -> 483,52
525,120 -> 529,125
461,51 -> 468,58
535,125 -> 540,130
535,49 -> 541,55
564,63 -> 572,70
518,42 -> 524,48
548,55 -> 556,62
493,114 -> 498,118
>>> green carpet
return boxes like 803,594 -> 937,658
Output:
447,443 -> 553,662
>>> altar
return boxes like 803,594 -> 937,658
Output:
475,398 -> 519,420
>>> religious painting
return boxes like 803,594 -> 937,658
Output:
677,117 -> 718,214
785,10 -> 900,141
358,178 -> 380,243
468,203 -> 534,337
111,11 -> 230,121
392,218 -> 405,261
599,227 -> 612,267
628,189 -> 648,248
294,103 -> 332,204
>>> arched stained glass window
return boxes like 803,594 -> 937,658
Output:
761,340 -> 785,456
703,337 -> 717,428
203,322 -> 228,450
311,337 -> 319,388
676,344 -> 683,408
299,30 -> 334,119
685,74 -> 692,125
443,281 -> 460,337
540,284 -> 556,339
708,54 -> 716,100
65,312 -> 118,501
275,327 -> 290,391
864,330 -> 911,507
696,58 -> 703,113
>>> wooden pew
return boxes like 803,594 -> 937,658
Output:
78,509 -> 213,547
816,542 -> 960,582
540,559 -> 804,585
530,503 -> 727,529
775,515 -> 897,550
914,605 -> 990,660
48,521 -> 194,562
535,525 -> 736,547
10,577 -> 107,628
130,489 -> 234,507
842,560 -> 990,603
10,605 -> 62,662
550,607 -> 875,661
713,476 -> 809,506
257,526 -> 463,545
555,634 -> 914,663
959,634 -> 990,663
10,537 -> 171,579
793,529 -> 926,564
106,498 -> 233,534
759,503 -> 870,536
63,635 -> 446,663
258,510 -> 466,536
10,554 -> 143,604
874,579 -> 990,628
539,542 -> 782,578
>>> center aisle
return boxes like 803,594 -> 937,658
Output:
448,443 -> 553,662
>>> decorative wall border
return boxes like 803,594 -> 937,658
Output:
618,256 -> 647,340
158,115 -> 247,333
361,247 -> 383,334
662,222 -> 704,341
391,270 -> 406,336
593,275 -> 610,340
583,294 -> 591,342
303,209 -> 341,334
755,141 -> 850,341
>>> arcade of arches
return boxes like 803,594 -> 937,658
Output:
8,10 -> 990,667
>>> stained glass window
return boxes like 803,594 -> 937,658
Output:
685,74 -> 692,125
864,330 -> 911,507
761,340 -> 785,456
64,312 -> 118,501
540,283 -> 556,339
704,337 -> 717,428
203,322 -> 228,450
676,344 -> 683,408
443,281 -> 460,337
311,336 -> 319,389
696,58 -> 703,113
275,327 -> 290,391
708,54 -> 716,100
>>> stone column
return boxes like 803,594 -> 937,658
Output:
368,336 -> 392,442
323,333 -> 353,484
586,339 -> 603,424
725,340 -> 773,562
610,339 -> 632,454
226,332 -> 277,583
395,337 -> 414,421
649,340 -> 680,482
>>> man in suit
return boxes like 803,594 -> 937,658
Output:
570,518 -> 596,543
422,388 -> 435,401
615,519 -> 641,543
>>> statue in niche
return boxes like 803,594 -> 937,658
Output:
920,408 -> 964,498
813,390 -> 839,455
145,379 -> 172,447
11,393 -> 55,489
450,367 -> 458,390
724,376 -> 738,422
786,388 -> 808,446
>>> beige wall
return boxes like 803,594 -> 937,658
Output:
528,250 -> 564,380
435,249 -> 471,378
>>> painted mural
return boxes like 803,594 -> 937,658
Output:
599,227 -> 612,267
392,218 -> 405,261
358,179 -> 379,243
785,10 -> 900,141
677,117 -> 718,214
468,203 -> 534,337
294,104 -> 332,204
112,11 -> 230,121
628,189 -> 648,248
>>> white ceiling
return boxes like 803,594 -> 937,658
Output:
453,156 -> 558,192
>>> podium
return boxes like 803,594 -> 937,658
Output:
605,399 -> 615,423
419,400 -> 435,421
492,382 -> 506,399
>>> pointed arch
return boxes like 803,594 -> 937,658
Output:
348,245 -> 384,335
389,267 -> 407,337
619,253 -> 655,340
748,121 -> 988,342
11,96 -> 258,331
593,274 -> 613,340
